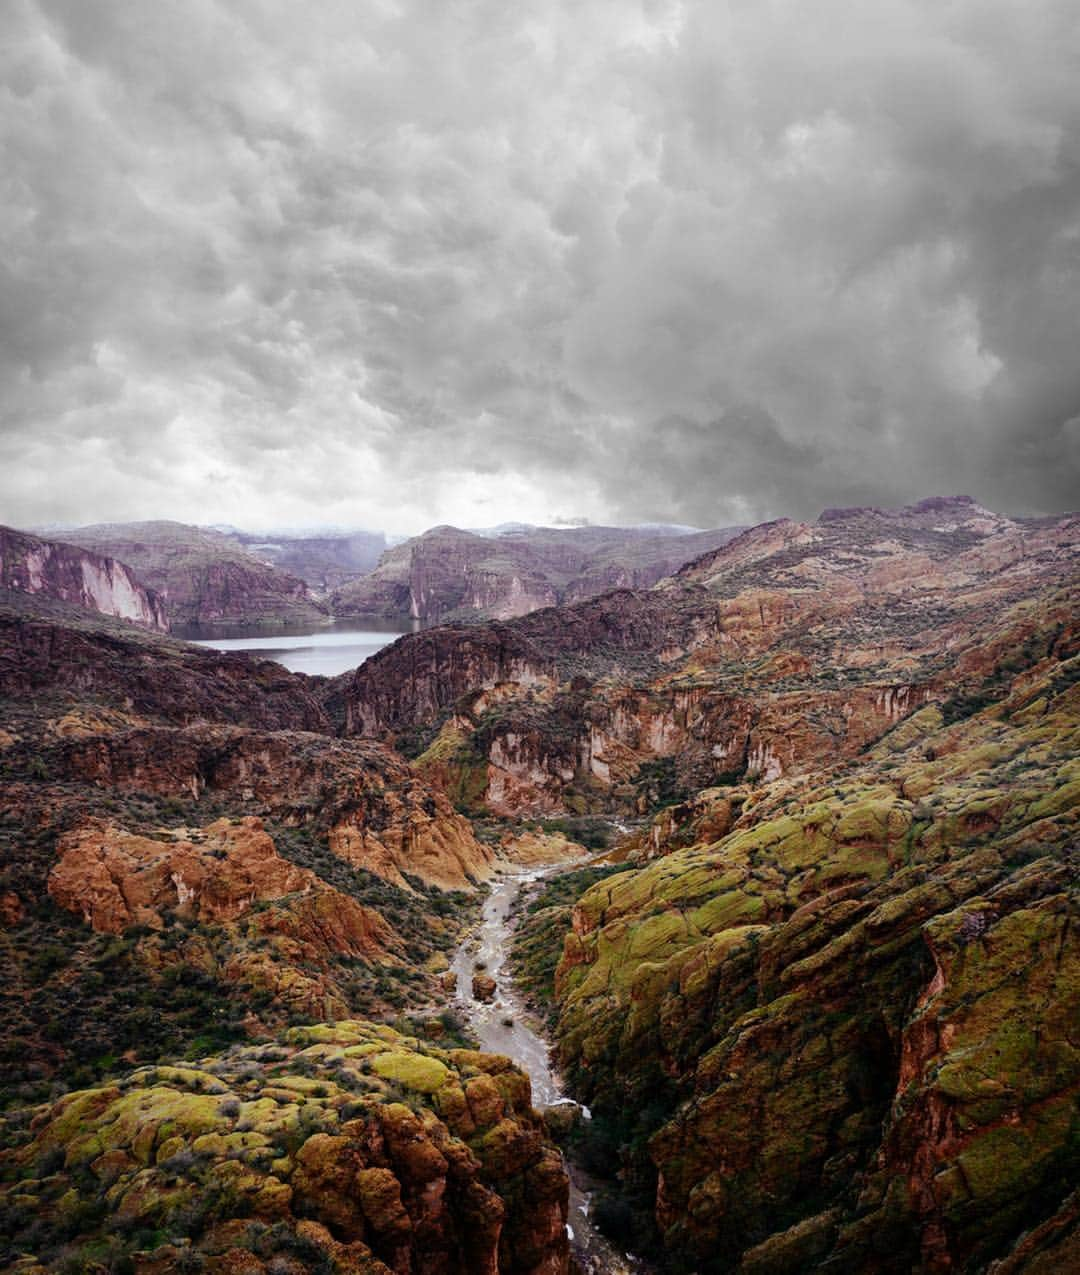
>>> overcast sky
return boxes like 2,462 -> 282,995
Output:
2,0 -> 1078,534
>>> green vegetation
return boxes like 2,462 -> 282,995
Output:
509,864 -> 626,1022
0,1020 -> 559,1273
546,651 -> 1080,1271
0,792 -> 479,1109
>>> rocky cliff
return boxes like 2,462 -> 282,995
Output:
0,604 -> 492,1104
0,1021 -> 570,1275
56,723 -> 494,892
545,640 -> 1079,1272
3,495 -> 1078,1275
0,607 -> 330,731
341,498 -> 1080,819
0,525 -> 168,631
331,522 -> 743,623
56,520 -> 326,628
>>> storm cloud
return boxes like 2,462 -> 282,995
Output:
2,0 -> 1078,532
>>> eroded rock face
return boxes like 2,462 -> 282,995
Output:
0,1021 -> 571,1275
46,816 -> 400,1025
0,525 -> 168,630
330,522 -> 744,624
0,613 -> 331,732
55,520 -> 325,627
499,828 -> 589,866
547,646 -> 1080,1273
48,816 -> 377,943
340,500 -> 1080,818
0,607 -> 491,1091
57,724 -> 494,892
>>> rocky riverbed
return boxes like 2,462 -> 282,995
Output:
451,866 -> 648,1275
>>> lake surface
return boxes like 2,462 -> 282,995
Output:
181,620 -> 412,677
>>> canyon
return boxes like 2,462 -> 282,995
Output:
11,519 -> 748,635
331,522 -> 745,624
0,495 -> 1076,1274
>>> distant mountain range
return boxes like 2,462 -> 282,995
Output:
330,522 -> 747,623
14,517 -> 746,629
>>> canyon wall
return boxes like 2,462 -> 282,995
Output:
331,522 -> 743,623
341,499 -> 1080,819
0,525 -> 168,631
57,520 -> 326,627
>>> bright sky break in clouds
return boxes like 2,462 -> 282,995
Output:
2,0 -> 1078,533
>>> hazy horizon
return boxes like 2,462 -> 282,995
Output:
3,1 -> 1078,534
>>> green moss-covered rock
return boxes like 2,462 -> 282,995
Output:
0,1019 -> 569,1275
547,651 -> 1080,1273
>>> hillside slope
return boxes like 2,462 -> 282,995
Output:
0,601 -> 491,1108
0,1020 -> 571,1274
340,497 -> 1080,818
548,643 -> 1078,1272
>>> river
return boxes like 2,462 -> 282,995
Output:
450,867 -> 648,1275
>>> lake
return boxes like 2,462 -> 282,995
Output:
181,620 -> 413,677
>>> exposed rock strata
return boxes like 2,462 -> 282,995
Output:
341,499 -> 1080,818
548,646 -> 1080,1272
0,607 -> 489,1094
0,525 -> 168,630
48,816 -> 391,950
332,522 -> 743,623
56,520 -> 325,627
56,724 -> 494,892
0,1021 -> 570,1274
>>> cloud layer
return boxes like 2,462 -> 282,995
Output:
2,0 -> 1078,532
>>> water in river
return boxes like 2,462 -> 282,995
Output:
451,867 -> 647,1275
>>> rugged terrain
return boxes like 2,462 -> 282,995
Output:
335,495 -> 1079,1271
0,527 -> 167,632
331,522 -> 743,623
0,597 -> 494,1115
223,528 -> 387,593
549,649 -> 1078,1271
54,522 -> 326,629
0,1021 -> 569,1274
1,496 -> 1077,1274
341,498 -> 1079,818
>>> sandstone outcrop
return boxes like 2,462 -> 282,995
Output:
48,816 -> 387,948
55,723 -> 494,892
44,815 -> 402,1024
498,828 -> 589,866
0,525 -> 168,630
0,1021 -> 570,1274
0,610 -> 490,1096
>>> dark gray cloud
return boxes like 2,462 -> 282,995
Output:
1,0 -> 1077,533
